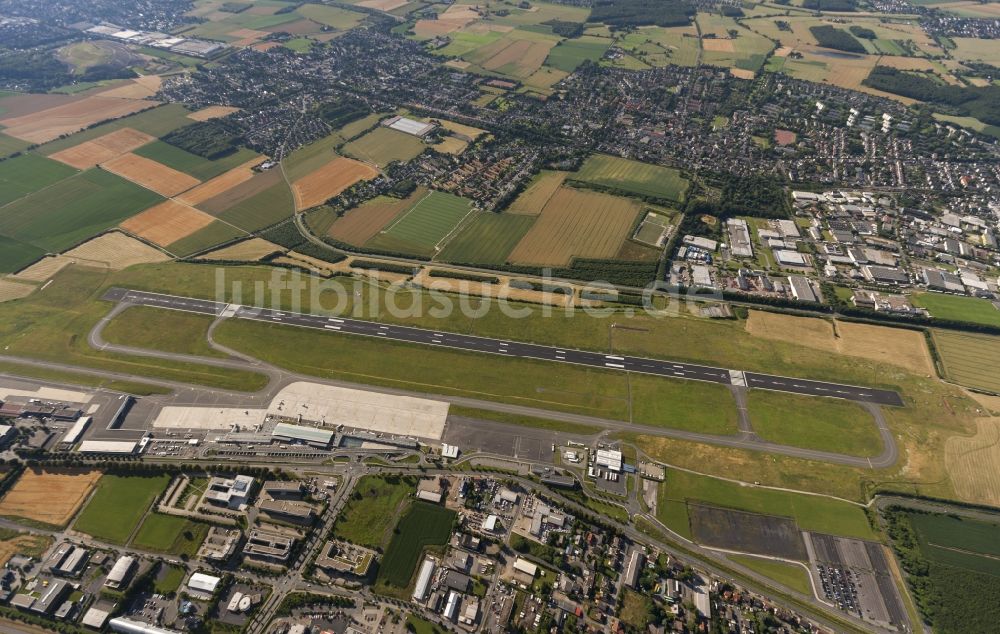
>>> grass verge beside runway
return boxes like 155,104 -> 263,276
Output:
728,554 -> 812,595
747,390 -> 883,457
102,305 -> 228,358
656,466 -> 876,541
448,406 -> 600,435
0,360 -> 170,396
74,474 -> 170,543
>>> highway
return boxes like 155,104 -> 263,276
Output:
102,287 -> 904,406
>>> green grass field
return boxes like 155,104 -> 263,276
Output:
912,292 -> 1000,327
616,27 -> 700,67
0,169 -> 163,253
296,3 -> 367,29
102,305 -> 227,358
630,376 -> 740,435
436,212 -> 535,264
0,132 -> 30,158
544,36 -> 611,72
38,104 -> 195,156
342,127 -> 426,167
377,501 -> 455,588
217,181 -> 295,232
728,554 -> 812,595
574,154 -> 688,201
0,235 -> 46,273
657,467 -> 875,541
133,141 -> 260,181
747,390 -> 883,457
154,564 -> 187,595
167,219 -> 247,257
933,330 -> 1000,393
332,475 -> 415,549
0,153 -> 78,207
367,191 -> 473,255
74,474 -> 170,544
132,513 -> 208,556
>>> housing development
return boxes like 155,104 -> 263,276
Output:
1,0 -> 1000,633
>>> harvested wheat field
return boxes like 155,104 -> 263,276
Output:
292,156 -> 378,210
730,68 -> 756,80
509,171 -> 566,215
187,105 -> 240,122
98,75 -> 163,99
176,157 -> 261,206
702,38 -> 736,52
328,188 -> 426,245
11,256 -> 71,282
201,237 -> 282,261
102,152 -> 201,197
63,231 -> 169,269
359,0 -> 410,11
49,127 -> 155,169
0,469 -> 102,527
945,417 -> 1000,506
121,200 -> 215,247
508,187 -> 640,266
0,279 -> 36,303
0,96 -> 154,144
744,311 -> 933,374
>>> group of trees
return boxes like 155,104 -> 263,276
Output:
809,25 -> 867,54
589,0 -> 695,28
803,0 -> 857,10
0,48 -> 135,92
162,120 -> 243,159
863,66 -> 1000,126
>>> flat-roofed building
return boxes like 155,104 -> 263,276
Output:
260,481 -> 305,499
105,555 -> 135,589
412,558 -> 435,602
787,275 -> 818,303
271,422 -> 333,448
109,616 -> 184,634
61,416 -> 90,445
243,528 -> 294,563
78,440 -> 137,454
196,527 -> 241,562
315,540 -> 376,577
622,547 -> 645,589
203,475 -> 255,510
55,546 -> 88,578
595,449 -> 622,473
383,115 -> 437,137
187,572 -> 221,596
258,499 -> 315,523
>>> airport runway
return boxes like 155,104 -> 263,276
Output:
102,287 -> 904,406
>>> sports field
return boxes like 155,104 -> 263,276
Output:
342,127 -> 426,166
0,469 -> 101,528
366,191 -> 473,255
508,171 -> 567,215
73,474 -> 170,543
0,153 -> 77,207
747,390 -> 882,457
332,475 -> 416,549
377,501 -> 455,588
912,292 -> 1000,327
507,187 -> 641,266
932,330 -> 1000,393
327,188 -> 425,245
573,154 -> 688,201
132,513 -> 209,556
0,169 -> 163,253
436,212 -> 535,264
657,467 -> 875,541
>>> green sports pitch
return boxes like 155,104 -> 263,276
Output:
73,474 -> 170,544
366,191 -> 473,255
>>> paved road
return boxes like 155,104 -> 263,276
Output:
101,287 -> 904,406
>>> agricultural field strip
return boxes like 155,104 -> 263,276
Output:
102,287 -> 903,406
380,189 -> 434,234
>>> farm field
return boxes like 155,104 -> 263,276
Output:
932,330 -> 1000,393
0,132 -> 30,158
325,188 -> 424,245
176,158 -> 261,206
366,191 -> 473,256
73,474 -> 170,543
167,220 -> 247,257
296,3 -> 367,29
950,37 -> 1000,66
747,390 -> 883,458
0,469 -> 101,528
544,36 -> 611,72
342,127 -> 426,166
728,554 -> 812,595
291,156 -> 378,210
0,169 -> 163,254
101,152 -> 202,197
201,238 -> 282,262
507,186 -> 641,266
912,292 -> 1000,327
0,96 -> 154,144
0,153 -> 78,206
49,128 -> 155,169
61,231 -> 170,270
0,530 -> 52,568
507,170 -> 566,215
657,466 -> 876,541
573,154 -> 687,201
696,14 -> 773,72
37,104 -> 195,156
121,199 -> 215,248
332,475 -> 416,549
132,140 -> 260,182
132,513 -> 208,556
377,501 -> 455,588
216,179 -> 295,232
436,212 -> 535,265
945,417 -> 1000,507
